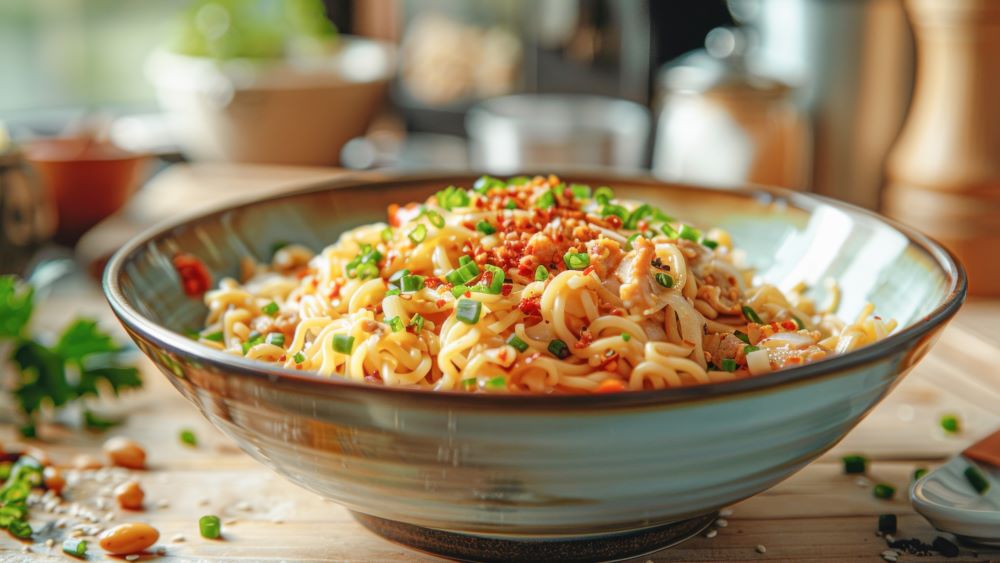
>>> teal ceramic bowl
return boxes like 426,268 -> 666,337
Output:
103,173 -> 965,562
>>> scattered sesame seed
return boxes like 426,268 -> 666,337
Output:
719,508 -> 734,517
706,529 -> 718,538
756,544 -> 766,554
126,554 -> 140,561
716,518 -> 729,528
224,519 -> 238,526
198,498 -> 210,506
856,477 -> 869,487
157,499 -> 170,508
171,534 -> 186,543
235,501 -> 251,511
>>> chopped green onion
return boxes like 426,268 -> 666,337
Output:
733,330 -> 750,344
203,331 -> 224,342
386,317 -> 404,332
742,305 -> 763,324
878,514 -> 897,534
62,538 -> 87,557
381,227 -> 393,242
563,252 -> 590,270
506,334 -> 529,352
179,429 -> 197,446
445,261 -> 480,285
461,377 -> 477,389
459,255 -> 473,266
293,352 -> 306,364
476,220 -> 496,235
385,288 -> 401,296
536,190 -> 556,209
408,223 -> 427,244
242,332 -> 264,355
548,339 -> 570,359
720,358 -> 738,372
265,333 -> 285,347
388,268 -> 410,285
487,376 -> 506,389
940,414 -> 960,433
569,183 -> 592,199
661,223 -> 679,238
535,265 -> 549,281
626,232 -> 644,250
505,200 -> 518,210
743,344 -> 760,355
424,209 -> 446,228
965,465 -> 990,494
332,334 -> 355,354
621,333 -> 632,342
913,467 -> 928,481
654,273 -> 674,288
873,483 -> 895,500
456,299 -> 482,324
451,284 -> 470,298
600,204 -> 628,220
594,186 -> 614,205
262,301 -> 279,316
470,264 -> 505,295
184,329 -> 200,340
436,186 -> 470,210
678,224 -> 701,242
199,515 -> 222,539
702,239 -> 719,250
409,314 -> 425,334
624,204 -> 652,230
508,176 -> 530,185
401,274 -> 425,293
345,243 -> 383,280
791,315 -> 806,330
842,455 -> 867,474
474,175 -> 505,194
651,208 -> 674,222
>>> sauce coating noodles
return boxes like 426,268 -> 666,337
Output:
194,175 -> 896,393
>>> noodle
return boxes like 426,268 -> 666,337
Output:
192,175 -> 894,393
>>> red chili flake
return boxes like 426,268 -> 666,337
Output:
638,220 -> 649,232
498,349 -> 508,362
464,291 -> 472,298
278,355 -> 286,362
582,265 -> 596,276
173,253 -> 212,297
501,284 -> 513,296
436,298 -> 447,308
424,277 -> 442,289
781,320 -> 797,331
575,330 -> 593,349
609,308 -> 624,317
482,270 -> 495,287
786,356 -> 802,365
606,215 -> 623,229
517,265 -> 533,277
518,296 -> 541,316
296,269 -> 310,280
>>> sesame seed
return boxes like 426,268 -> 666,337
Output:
706,529 -> 718,538
756,545 -> 766,554
171,534 -> 186,543
719,508 -> 734,517
157,499 -> 170,508
198,498 -> 210,506
716,518 -> 729,528
235,501 -> 251,511
126,554 -> 140,561
156,547 -> 167,555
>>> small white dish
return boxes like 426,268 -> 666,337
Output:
911,455 -> 1000,545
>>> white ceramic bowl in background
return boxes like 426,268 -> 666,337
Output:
146,37 -> 395,166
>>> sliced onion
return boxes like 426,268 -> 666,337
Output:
761,331 -> 815,348
746,348 -> 772,376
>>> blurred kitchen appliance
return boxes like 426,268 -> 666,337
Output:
652,27 -> 810,189
395,0 -> 651,136
466,94 -> 650,173
884,0 -> 1000,296
730,0 -> 914,208
0,138 -> 55,274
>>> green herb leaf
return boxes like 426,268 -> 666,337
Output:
476,220 -> 496,235
409,314 -> 425,334
742,305 -> 763,324
293,352 -> 306,364
654,273 -> 674,288
83,410 -> 121,431
0,276 -> 33,338
563,252 -> 590,270
535,265 -> 549,281
180,429 -> 198,446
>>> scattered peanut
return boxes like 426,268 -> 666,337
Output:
98,522 -> 159,555
72,454 -> 103,470
103,437 -> 146,469
114,480 -> 145,511
43,466 -> 66,494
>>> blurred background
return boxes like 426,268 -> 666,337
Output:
0,0 -> 997,292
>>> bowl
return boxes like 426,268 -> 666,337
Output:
145,36 -> 395,166
103,173 -> 965,562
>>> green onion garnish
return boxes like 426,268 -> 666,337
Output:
662,223 -> 679,238
445,260 -> 480,286
333,334 -> 355,354
487,376 -> 506,389
873,483 -> 895,500
62,538 -> 87,557
388,268 -> 410,285
678,224 -> 701,242
199,515 -> 222,539
425,209 -> 445,228
506,334 -> 529,353
733,330 -> 750,344
508,176 -> 530,185
569,183 -> 591,199
242,332 -> 264,355
461,377 -> 477,389
654,273 -> 674,288
600,204 -> 628,220
204,331 -> 224,342
720,358 -> 738,372
621,333 -> 631,342
626,232 -> 644,251
624,204 -> 652,230
381,227 -> 393,242
535,265 -> 549,281
469,264 -> 505,295
536,190 -> 556,209
842,455 -> 867,474
293,352 -> 306,364
345,243 -> 383,280
965,465 -> 990,494
409,314 -> 425,334
456,299 -> 482,324
386,316 -> 404,332
742,305 -> 763,324
563,252 -> 590,270
265,333 -> 285,347
408,223 -> 427,244
436,186 -> 470,210
451,284 -> 470,298
459,255 -> 473,266
702,239 -> 719,250
792,315 -> 806,330
594,186 -> 614,205
179,429 -> 197,446
476,220 -> 496,235
474,175 -> 505,194
548,339 -> 570,359
505,200 -> 518,210
878,514 -> 897,534
940,414 -> 960,433
385,288 -> 401,296
262,301 -> 279,316
914,467 -> 928,481
401,274 -> 425,293
743,344 -> 759,355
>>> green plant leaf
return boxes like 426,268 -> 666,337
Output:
0,276 -> 34,339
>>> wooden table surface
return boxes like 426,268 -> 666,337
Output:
2,165 -> 999,562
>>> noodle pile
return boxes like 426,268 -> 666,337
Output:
193,175 -> 896,393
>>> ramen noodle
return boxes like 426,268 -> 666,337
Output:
193,175 -> 896,393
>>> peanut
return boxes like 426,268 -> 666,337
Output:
43,466 -> 65,494
98,522 -> 159,555
103,437 -> 146,469
114,480 -> 145,511
72,453 -> 103,470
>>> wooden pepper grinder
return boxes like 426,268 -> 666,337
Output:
884,0 -> 1000,295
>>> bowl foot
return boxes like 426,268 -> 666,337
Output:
351,511 -> 717,562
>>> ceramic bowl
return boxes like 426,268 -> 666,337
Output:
103,173 -> 965,561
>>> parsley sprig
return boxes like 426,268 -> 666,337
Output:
0,276 -> 141,438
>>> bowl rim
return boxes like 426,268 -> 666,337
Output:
103,171 -> 967,409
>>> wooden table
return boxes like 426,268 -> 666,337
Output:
3,165 -> 1000,562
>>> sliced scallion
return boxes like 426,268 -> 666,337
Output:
654,273 -> 674,288
456,299 -> 482,324
535,265 -> 549,281
293,352 -> 306,364
400,274 -> 425,293
594,186 -> 614,205
476,220 -> 496,235
262,301 -> 279,316
720,358 -> 738,372
408,223 -> 427,244
548,339 -> 570,359
409,314 -> 425,334
333,334 -> 355,354
563,252 -> 590,270
678,224 -> 701,242
265,333 -> 285,347
742,305 -> 763,324
569,183 -> 591,199
506,334 -> 529,353
386,316 -> 404,332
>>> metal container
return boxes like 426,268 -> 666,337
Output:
466,94 -> 651,174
